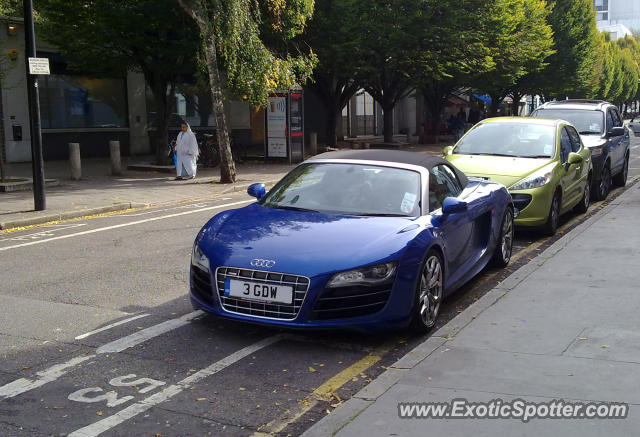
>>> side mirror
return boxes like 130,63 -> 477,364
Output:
247,183 -> 266,200
442,146 -> 454,156
607,126 -> 625,137
567,152 -> 583,165
442,197 -> 467,214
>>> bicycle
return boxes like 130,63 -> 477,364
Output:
197,132 -> 245,167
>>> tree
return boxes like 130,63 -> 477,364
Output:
178,0 -> 316,183
530,0 -> 601,99
475,0 -> 554,116
38,0 -> 201,165
304,0 -> 361,147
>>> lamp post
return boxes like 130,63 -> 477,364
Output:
23,0 -> 46,210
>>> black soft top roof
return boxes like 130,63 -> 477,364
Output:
310,150 -> 469,187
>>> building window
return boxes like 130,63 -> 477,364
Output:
39,76 -> 128,129
594,0 -> 608,21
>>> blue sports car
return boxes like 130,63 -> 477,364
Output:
190,150 -> 514,332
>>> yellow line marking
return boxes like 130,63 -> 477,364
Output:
253,344 -> 391,436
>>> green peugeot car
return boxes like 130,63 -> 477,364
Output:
443,117 -> 592,235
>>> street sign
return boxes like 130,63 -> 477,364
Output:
28,57 -> 50,75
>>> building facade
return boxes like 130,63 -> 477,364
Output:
594,0 -> 640,37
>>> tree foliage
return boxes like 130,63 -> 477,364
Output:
178,0 -> 316,182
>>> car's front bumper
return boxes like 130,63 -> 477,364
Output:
509,183 -> 555,227
189,264 -> 416,332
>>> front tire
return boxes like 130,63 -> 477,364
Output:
410,251 -> 444,333
491,207 -> 514,267
595,165 -> 611,200
574,176 -> 591,214
543,191 -> 560,236
613,153 -> 629,187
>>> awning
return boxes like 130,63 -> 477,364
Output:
473,94 -> 492,104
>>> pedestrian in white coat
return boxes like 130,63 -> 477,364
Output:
175,122 -> 199,180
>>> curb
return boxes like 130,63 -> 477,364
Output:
0,178 -> 282,231
301,182 -> 636,437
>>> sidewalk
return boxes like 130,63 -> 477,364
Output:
0,156 -> 294,230
304,182 -> 640,436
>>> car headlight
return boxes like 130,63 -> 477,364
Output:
510,166 -> 554,191
327,262 -> 397,288
590,146 -> 603,157
191,243 -> 210,272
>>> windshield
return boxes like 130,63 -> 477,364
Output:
261,163 -> 421,216
454,122 -> 556,158
532,109 -> 604,135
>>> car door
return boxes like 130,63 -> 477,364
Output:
607,108 -> 624,173
428,165 -> 474,281
611,107 -> 629,172
558,126 -> 581,211
566,125 -> 589,204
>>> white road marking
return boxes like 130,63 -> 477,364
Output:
0,311 -> 204,401
75,314 -> 150,340
0,200 -> 252,252
96,311 -> 203,354
0,355 -> 94,400
68,334 -> 284,437
632,145 -> 639,149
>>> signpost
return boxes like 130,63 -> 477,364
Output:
23,0 -> 47,211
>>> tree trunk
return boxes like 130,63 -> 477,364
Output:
510,92 -> 522,116
0,79 -> 5,182
382,97 -> 394,143
326,104 -> 341,148
203,34 -> 236,183
489,96 -> 502,117
179,0 -> 236,183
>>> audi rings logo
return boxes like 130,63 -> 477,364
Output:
251,259 -> 276,268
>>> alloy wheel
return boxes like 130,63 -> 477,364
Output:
501,209 -> 514,263
418,255 -> 443,328
599,166 -> 611,199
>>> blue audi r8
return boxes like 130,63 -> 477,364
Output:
190,150 -> 514,332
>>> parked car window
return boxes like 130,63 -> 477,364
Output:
566,126 -> 582,153
560,128 -> 572,163
429,165 -> 461,212
606,110 -> 614,132
612,108 -> 623,127
531,109 -> 603,135
261,163 -> 421,217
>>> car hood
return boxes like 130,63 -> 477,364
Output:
199,203 -> 421,277
579,135 -> 607,149
446,154 -> 551,188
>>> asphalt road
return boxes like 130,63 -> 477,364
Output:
1,136 -> 639,437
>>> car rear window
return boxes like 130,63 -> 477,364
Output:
532,109 -> 603,135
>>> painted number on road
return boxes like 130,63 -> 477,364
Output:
68,374 -> 166,407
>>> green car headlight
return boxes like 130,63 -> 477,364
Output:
327,262 -> 397,288
510,168 -> 554,191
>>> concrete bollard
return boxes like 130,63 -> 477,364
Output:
69,142 -> 81,180
309,132 -> 318,155
109,140 -> 122,176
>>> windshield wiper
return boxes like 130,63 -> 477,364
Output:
271,205 -> 319,213
521,155 -> 551,159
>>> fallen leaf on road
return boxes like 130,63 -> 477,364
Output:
309,366 -> 317,373
96,411 -> 103,416
579,337 -> 588,340
196,398 -> 207,401
239,387 -> 246,391
601,345 -> 610,349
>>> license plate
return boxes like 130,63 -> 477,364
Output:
225,279 -> 293,305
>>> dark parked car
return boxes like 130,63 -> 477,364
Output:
531,100 -> 630,200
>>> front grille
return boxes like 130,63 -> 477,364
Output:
191,265 -> 214,305
216,267 -> 310,320
310,284 -> 391,320
511,193 -> 532,212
